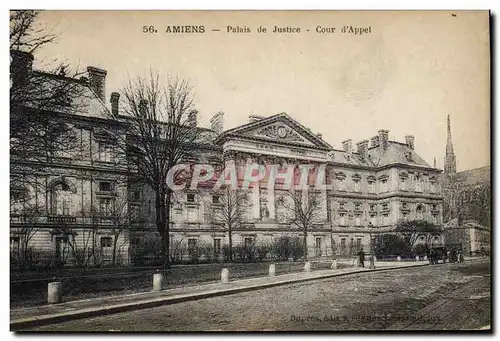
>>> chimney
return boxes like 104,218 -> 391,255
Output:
370,135 -> 380,148
110,92 -> 120,116
249,115 -> 265,123
405,135 -> 415,150
188,110 -> 198,128
210,111 -> 224,134
87,66 -> 107,102
356,140 -> 369,160
10,50 -> 34,86
316,133 -> 323,139
378,129 -> 389,150
341,139 -> 352,154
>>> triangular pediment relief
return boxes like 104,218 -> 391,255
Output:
218,113 -> 332,150
249,122 -> 315,146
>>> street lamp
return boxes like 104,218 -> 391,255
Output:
368,222 -> 376,269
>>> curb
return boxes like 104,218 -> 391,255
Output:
11,263 -> 430,330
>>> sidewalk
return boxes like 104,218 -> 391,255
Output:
11,261 -> 429,330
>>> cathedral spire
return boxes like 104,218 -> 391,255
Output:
433,157 -> 436,168
444,114 -> 457,174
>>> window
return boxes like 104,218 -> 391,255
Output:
337,178 -> 345,191
100,237 -> 112,248
315,238 -> 322,257
340,238 -> 347,254
380,179 -> 388,193
402,212 -> 408,222
354,203 -> 361,211
212,195 -> 220,204
415,175 -> 423,192
416,205 -> 424,220
355,215 -> 361,226
244,238 -> 254,248
402,202 -> 408,209
188,238 -> 197,251
382,214 -> 389,225
431,215 -> 437,224
370,204 -> 376,212
353,180 -> 361,192
214,239 -> 221,254
187,207 -> 198,222
132,189 -> 141,201
187,194 -> 195,203
339,213 -> 346,226
99,181 -> 113,192
339,202 -> 345,210
432,204 -> 437,211
51,182 -> 73,215
382,203 -> 389,211
99,198 -> 114,216
400,178 -> 407,191
367,179 -> 376,194
98,143 -> 113,162
10,236 -> 20,252
430,182 -> 436,193
130,205 -> 140,221
356,238 -> 362,252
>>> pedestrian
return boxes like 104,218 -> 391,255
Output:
357,249 -> 365,268
459,252 -> 464,263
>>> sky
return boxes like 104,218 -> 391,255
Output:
34,10 -> 490,172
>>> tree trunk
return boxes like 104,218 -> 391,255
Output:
303,231 -> 308,261
112,235 -> 118,266
228,225 -> 233,262
155,189 -> 168,268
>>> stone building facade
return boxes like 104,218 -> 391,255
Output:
440,115 -> 491,254
10,55 -> 445,267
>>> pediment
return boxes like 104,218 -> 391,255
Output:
249,122 -> 314,146
217,113 -> 332,150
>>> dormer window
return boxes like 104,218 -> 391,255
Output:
405,152 -> 414,162
187,194 -> 195,203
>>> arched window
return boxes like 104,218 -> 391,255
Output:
416,204 -> 424,220
50,181 -> 73,215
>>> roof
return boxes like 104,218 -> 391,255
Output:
454,166 -> 491,185
12,68 -> 109,119
367,141 -> 433,169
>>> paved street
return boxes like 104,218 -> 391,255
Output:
26,260 -> 490,331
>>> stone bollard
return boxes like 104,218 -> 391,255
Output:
221,268 -> 229,283
331,260 -> 338,270
424,255 -> 428,261
415,255 -> 420,261
269,263 -> 276,277
397,256 -> 402,262
48,281 -> 62,304
369,256 -> 376,269
304,261 -> 311,272
153,271 -> 165,292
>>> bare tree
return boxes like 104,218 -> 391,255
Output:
10,10 -> 89,203
279,190 -> 326,261
212,187 -> 249,262
109,71 -> 205,267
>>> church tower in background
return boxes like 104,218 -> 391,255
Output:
444,114 -> 457,174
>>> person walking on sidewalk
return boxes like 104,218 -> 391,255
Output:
357,249 -> 365,268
